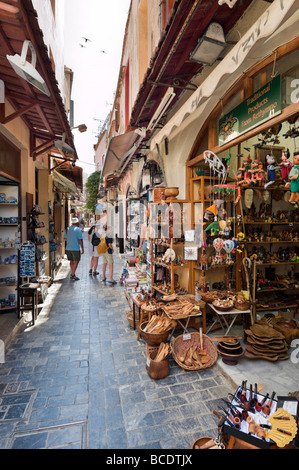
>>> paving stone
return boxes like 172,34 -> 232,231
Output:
11,432 -> 48,449
47,425 -> 83,448
0,234 -> 235,449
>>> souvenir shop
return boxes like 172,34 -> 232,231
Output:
0,136 -> 21,315
120,38 -> 299,449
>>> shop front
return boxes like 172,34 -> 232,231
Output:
112,1 -> 299,449
0,135 -> 21,315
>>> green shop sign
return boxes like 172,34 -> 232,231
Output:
218,75 -> 281,146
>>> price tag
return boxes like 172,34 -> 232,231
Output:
183,333 -> 191,341
146,357 -> 151,367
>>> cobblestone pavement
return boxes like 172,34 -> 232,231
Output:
0,233 -> 234,449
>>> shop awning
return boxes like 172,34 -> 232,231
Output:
52,171 -> 77,198
102,128 -> 146,178
0,0 -> 77,159
56,162 -> 83,192
150,0 -> 299,151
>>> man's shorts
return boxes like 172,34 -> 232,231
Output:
66,250 -> 81,262
102,251 -> 113,264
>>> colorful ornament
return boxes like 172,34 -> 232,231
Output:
223,239 -> 234,263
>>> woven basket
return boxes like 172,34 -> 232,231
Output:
234,301 -> 250,311
171,332 -> 218,371
140,321 -> 170,346
126,310 -> 148,328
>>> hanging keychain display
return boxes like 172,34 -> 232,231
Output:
19,241 -> 36,278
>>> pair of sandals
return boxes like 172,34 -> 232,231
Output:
71,274 -> 80,281
89,270 -> 99,275
102,278 -> 117,285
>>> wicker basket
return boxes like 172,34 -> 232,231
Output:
200,291 -> 224,303
234,301 -> 250,311
140,321 -> 170,346
171,332 -> 218,371
126,310 -> 148,328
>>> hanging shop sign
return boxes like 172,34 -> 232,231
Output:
218,75 -> 281,146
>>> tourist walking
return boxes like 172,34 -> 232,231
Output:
99,226 -> 117,285
88,224 -> 100,275
64,217 -> 84,280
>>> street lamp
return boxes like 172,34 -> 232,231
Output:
71,124 -> 87,133
190,23 -> 226,66
7,40 -> 50,96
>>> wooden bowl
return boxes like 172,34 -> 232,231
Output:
217,345 -> 244,365
165,187 -> 179,201
190,436 -> 216,449
212,300 -> 234,312
218,342 -> 243,355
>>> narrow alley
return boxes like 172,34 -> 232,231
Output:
0,232 -> 233,450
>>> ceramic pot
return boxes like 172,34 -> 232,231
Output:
165,187 -> 179,201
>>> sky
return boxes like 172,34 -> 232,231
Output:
63,0 -> 131,176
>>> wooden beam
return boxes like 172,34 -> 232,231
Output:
17,0 -> 74,147
0,103 -> 4,122
48,154 -> 76,174
5,91 -> 56,109
34,143 -> 56,158
1,102 -> 37,124
49,160 -> 68,174
33,138 -> 56,154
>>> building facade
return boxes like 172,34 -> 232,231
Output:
0,0 -> 82,317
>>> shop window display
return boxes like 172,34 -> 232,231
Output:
0,178 -> 20,313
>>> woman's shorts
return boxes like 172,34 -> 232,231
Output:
66,250 -> 81,262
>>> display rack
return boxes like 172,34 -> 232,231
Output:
150,199 -> 192,296
190,173 -> 237,295
242,186 -> 299,318
0,178 -> 20,314
26,205 -> 49,301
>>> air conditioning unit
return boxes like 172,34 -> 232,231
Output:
7,41 -> 50,97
